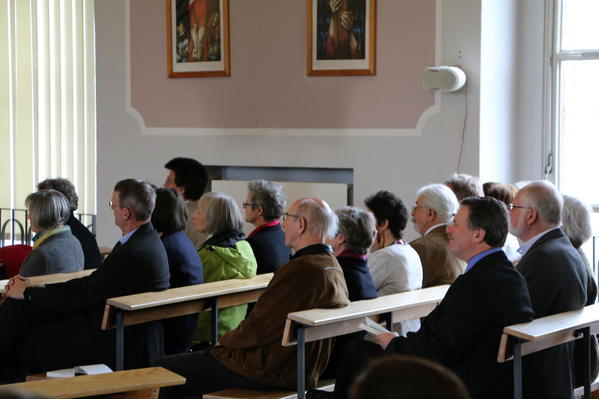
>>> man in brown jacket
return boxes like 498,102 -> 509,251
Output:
158,197 -> 349,398
409,184 -> 465,287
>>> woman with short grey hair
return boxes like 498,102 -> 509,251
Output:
19,189 -> 84,277
191,192 -> 257,346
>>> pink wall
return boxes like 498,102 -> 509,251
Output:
130,0 -> 435,129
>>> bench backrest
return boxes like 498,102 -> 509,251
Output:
497,303 -> 599,362
0,269 -> 95,292
102,273 -> 273,330
282,285 -> 449,346
0,367 -> 185,399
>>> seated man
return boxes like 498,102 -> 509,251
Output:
510,181 -> 588,398
334,197 -> 534,399
157,197 -> 349,398
409,184 -> 465,287
0,179 -> 170,382
444,173 -> 484,202
164,157 -> 210,248
243,180 -> 291,274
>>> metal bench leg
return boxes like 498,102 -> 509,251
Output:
116,311 -> 124,371
581,327 -> 591,399
210,298 -> 219,345
513,339 -> 522,399
297,326 -> 306,399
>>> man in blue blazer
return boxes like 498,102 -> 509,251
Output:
332,197 -> 533,399
0,179 -> 170,382
511,181 -> 587,399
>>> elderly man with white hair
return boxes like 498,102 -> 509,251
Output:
510,181 -> 588,399
158,197 -> 349,398
409,184 -> 465,287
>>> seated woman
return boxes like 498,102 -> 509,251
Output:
322,206 -> 378,378
152,188 -> 204,354
191,192 -> 257,346
365,190 -> 422,335
19,189 -> 84,277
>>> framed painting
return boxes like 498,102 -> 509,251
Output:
307,0 -> 376,76
167,0 -> 230,78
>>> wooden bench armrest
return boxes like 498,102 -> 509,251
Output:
1,367 -> 185,399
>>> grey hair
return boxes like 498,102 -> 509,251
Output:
520,181 -> 563,226
296,198 -> 338,240
417,184 -> 459,223
562,194 -> 593,249
247,180 -> 286,220
25,189 -> 71,230
444,173 -> 484,201
114,179 -> 156,222
37,178 -> 78,211
198,192 -> 244,235
335,206 -> 376,254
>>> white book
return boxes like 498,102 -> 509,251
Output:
46,364 -> 113,379
359,316 -> 392,336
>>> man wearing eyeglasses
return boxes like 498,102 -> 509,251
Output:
510,181 -> 588,399
0,179 -> 170,382
409,184 -> 465,287
157,197 -> 349,399
243,180 -> 290,274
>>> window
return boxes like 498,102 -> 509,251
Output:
551,0 -> 599,206
0,0 -> 96,243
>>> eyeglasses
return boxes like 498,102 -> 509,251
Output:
507,203 -> 534,211
108,200 -> 113,209
282,212 -> 301,221
242,202 -> 256,208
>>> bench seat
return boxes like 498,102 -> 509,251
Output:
204,381 -> 334,399
0,367 -> 185,399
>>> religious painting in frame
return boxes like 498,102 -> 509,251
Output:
307,0 -> 376,76
167,0 -> 230,78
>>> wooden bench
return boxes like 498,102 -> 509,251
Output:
0,269 -> 95,292
497,303 -> 599,399
204,381 -> 335,399
0,367 -> 185,399
277,284 -> 448,399
102,273 -> 273,370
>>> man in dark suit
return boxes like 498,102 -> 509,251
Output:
332,197 -> 534,399
243,180 -> 290,274
510,181 -> 587,399
0,179 -> 170,382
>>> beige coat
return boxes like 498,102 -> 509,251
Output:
410,225 -> 465,287
211,251 -> 349,389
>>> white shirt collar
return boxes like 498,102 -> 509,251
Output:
424,222 -> 448,236
517,226 -> 561,256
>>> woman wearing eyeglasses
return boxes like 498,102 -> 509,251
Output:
191,192 -> 257,347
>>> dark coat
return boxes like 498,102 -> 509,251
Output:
66,213 -> 102,269
0,222 -> 170,379
517,228 -> 588,399
161,231 -> 203,355
337,255 -> 377,302
386,250 -> 534,399
246,223 -> 290,274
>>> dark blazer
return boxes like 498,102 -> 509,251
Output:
66,213 -> 102,269
337,256 -> 377,302
19,229 -> 84,277
246,223 -> 290,274
386,250 -> 534,399
0,222 -> 170,379
517,228 -> 588,399
161,231 -> 203,354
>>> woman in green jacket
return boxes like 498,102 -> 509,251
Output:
191,192 -> 257,346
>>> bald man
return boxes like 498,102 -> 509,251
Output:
158,197 -> 349,398
510,181 -> 587,399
